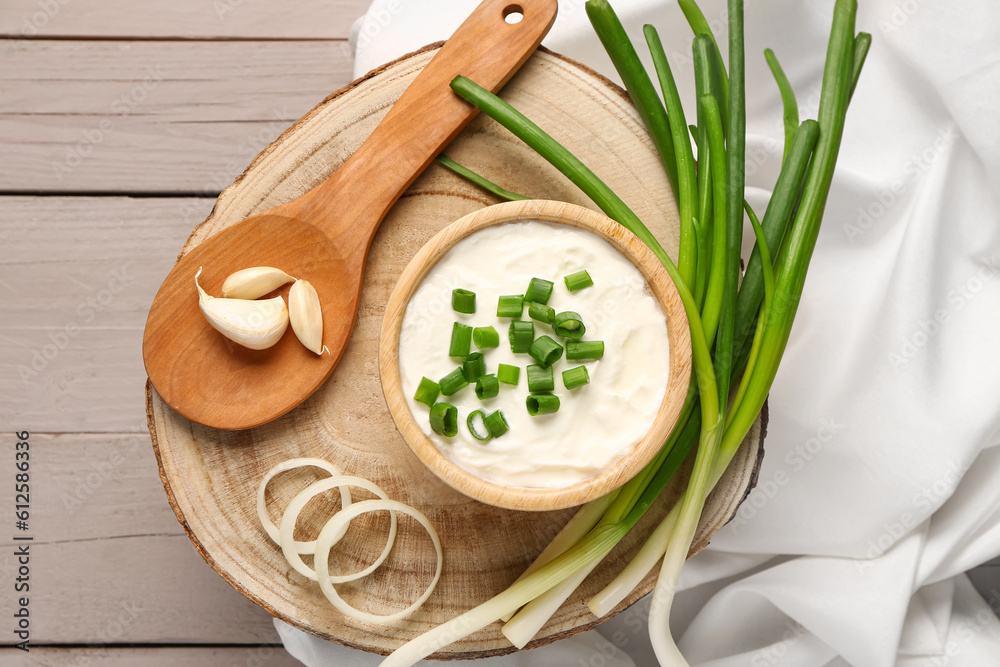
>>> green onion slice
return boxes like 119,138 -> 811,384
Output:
497,364 -> 520,385
526,394 -> 560,416
429,403 -> 458,437
508,320 -> 535,353
566,340 -> 604,360
528,301 -> 556,325
484,409 -> 510,438
524,277 -> 554,304
439,367 -> 468,396
562,365 -> 590,390
473,326 -> 500,349
528,335 -> 563,367
466,410 -> 492,442
462,352 -> 486,382
564,270 -> 594,292
553,311 -> 586,340
451,288 -> 476,314
497,294 -> 525,318
449,322 -> 472,358
475,374 -> 499,400
414,377 -> 440,407
526,364 -> 555,393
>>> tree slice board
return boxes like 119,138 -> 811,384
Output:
146,45 -> 765,659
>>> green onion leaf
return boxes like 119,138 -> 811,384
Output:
429,403 -> 458,437
566,340 -> 604,360
484,410 -> 510,438
526,364 -> 555,393
473,326 -> 500,349
497,295 -> 525,318
528,335 -> 564,367
497,364 -> 520,386
508,320 -> 535,353
439,367 -> 469,397
554,311 -> 586,340
452,288 -> 476,314
529,301 -> 556,325
564,270 -> 593,292
413,377 -> 440,407
462,352 -> 487,382
436,155 -> 530,202
475,374 -> 500,400
524,277 -> 555,304
526,394 -> 560,416
449,322 -> 473,358
466,410 -> 493,442
562,366 -> 590,390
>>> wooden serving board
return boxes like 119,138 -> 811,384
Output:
146,45 -> 765,658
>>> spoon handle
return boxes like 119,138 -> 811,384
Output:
294,0 -> 557,246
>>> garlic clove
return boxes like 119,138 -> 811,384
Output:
288,279 -> 328,355
196,268 -> 289,350
221,266 -> 295,300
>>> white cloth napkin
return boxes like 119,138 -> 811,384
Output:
277,1 -> 1000,664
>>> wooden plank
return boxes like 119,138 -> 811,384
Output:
0,433 -> 281,644
1,196 -> 213,433
0,0 -> 370,39
0,40 -> 354,194
3,646 -> 300,666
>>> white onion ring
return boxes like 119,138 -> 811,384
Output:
278,476 -> 398,584
256,458 -> 352,554
314,499 -> 443,624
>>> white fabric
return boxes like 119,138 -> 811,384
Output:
277,1 -> 1000,665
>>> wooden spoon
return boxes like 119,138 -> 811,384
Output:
142,0 -> 557,430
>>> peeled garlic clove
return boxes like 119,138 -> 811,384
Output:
196,268 -> 288,350
288,279 -> 327,355
221,266 -> 295,299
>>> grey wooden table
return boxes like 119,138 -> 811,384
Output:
2,1 -> 999,665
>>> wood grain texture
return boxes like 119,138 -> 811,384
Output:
0,0 -> 369,39
148,46 -> 764,657
142,0 -> 558,430
380,200 -> 692,511
0,40 -> 353,193
3,646 -> 297,666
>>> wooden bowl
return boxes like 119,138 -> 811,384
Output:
379,200 -> 692,511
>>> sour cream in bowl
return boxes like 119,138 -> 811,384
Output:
380,200 -> 691,511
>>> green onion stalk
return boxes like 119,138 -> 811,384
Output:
381,0 -> 868,663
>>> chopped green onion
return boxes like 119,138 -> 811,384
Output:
466,410 -> 492,442
564,270 -> 593,292
526,364 -> 554,393
497,295 -> 524,318
452,288 -> 476,314
528,335 -> 563,367
524,278 -> 554,304
497,364 -> 520,385
429,403 -> 458,437
508,320 -> 535,353
484,410 -> 510,438
449,322 -> 472,358
439,367 -> 469,396
566,340 -> 604,360
475,374 -> 499,400
414,377 -> 440,407
562,366 -> 590,390
553,311 -> 586,340
462,352 -> 486,382
526,394 -> 560,416
529,302 -> 555,325
473,326 -> 500,349
435,155 -> 530,202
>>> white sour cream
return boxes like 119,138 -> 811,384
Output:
398,220 -> 670,489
